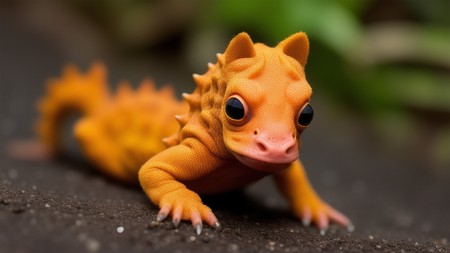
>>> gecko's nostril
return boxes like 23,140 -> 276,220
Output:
285,144 -> 296,155
253,130 -> 258,136
256,142 -> 267,152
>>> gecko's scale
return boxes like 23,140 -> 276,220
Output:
38,32 -> 352,235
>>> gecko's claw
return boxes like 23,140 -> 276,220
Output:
320,229 -> 327,236
302,217 -> 311,227
172,206 -> 183,228
194,222 -> 203,235
213,221 -> 222,230
301,209 -> 312,227
191,211 -> 203,235
347,223 -> 355,232
172,218 -> 180,228
156,205 -> 170,222
156,213 -> 167,222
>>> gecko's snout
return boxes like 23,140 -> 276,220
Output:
252,131 -> 298,164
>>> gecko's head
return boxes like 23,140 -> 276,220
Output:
219,32 -> 313,172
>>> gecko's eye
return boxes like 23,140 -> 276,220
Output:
225,95 -> 250,125
296,103 -> 314,127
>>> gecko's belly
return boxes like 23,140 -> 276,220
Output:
183,162 -> 270,195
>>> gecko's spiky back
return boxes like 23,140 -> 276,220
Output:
74,81 -> 187,182
165,51 -> 261,156
162,61 -> 217,147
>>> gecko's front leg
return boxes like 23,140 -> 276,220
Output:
274,160 -> 353,234
138,138 -> 221,234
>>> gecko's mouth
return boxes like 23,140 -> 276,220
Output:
231,151 -> 295,172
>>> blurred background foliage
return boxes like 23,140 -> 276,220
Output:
2,0 -> 450,170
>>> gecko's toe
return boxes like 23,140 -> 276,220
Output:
325,205 -> 352,229
202,211 -> 220,230
317,212 -> 329,232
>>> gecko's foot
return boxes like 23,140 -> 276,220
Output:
294,197 -> 352,234
156,190 -> 220,235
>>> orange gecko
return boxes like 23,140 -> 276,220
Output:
38,32 -> 352,235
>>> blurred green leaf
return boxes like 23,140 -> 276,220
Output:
401,0 -> 450,25
336,0 -> 373,14
213,0 -> 365,59
379,68 -> 450,111
363,24 -> 450,68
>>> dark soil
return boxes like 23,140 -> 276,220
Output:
1,6 -> 450,253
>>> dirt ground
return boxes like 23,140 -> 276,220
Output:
1,8 -> 450,253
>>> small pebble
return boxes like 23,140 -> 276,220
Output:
369,235 -> 374,240
148,221 -> 161,229
190,236 -> 196,241
201,236 -> 210,243
228,244 -> 239,252
45,203 -> 50,208
116,226 -> 124,233
86,239 -> 100,252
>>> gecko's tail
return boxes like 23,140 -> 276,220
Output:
36,62 -> 187,183
37,62 -> 110,154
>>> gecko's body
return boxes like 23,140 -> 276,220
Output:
38,32 -> 351,234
